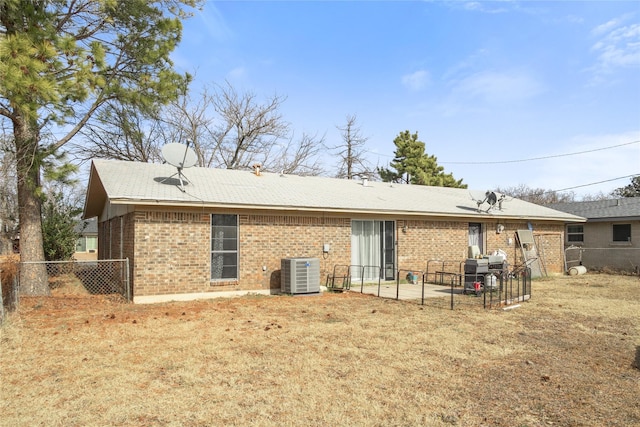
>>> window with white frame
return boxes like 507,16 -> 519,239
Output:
566,225 -> 584,243
612,224 -> 631,243
76,236 -> 98,252
211,214 -> 238,280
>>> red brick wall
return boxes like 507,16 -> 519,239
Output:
395,219 -> 564,275
485,221 -> 565,273
240,214 -> 351,290
397,220 -> 469,272
98,208 -> 566,298
132,211 -> 211,296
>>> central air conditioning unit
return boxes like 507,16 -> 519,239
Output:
281,257 -> 320,294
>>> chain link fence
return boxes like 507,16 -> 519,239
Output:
0,259 -> 130,321
22,259 -> 130,300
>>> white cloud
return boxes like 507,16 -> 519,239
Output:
463,2 -> 483,11
449,1 -> 509,14
226,67 -> 248,81
592,23 -> 640,68
566,15 -> 584,25
592,16 -> 626,37
401,70 -> 430,91
589,15 -> 640,81
450,70 -> 544,104
197,5 -> 234,42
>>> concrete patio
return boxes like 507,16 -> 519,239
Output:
346,281 -> 464,301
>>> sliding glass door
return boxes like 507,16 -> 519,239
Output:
351,220 -> 395,281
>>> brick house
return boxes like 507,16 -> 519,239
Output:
547,198 -> 640,272
83,159 -> 583,303
73,217 -> 98,261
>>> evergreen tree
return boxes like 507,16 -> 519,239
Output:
0,0 -> 200,294
378,131 -> 466,188
612,176 -> 640,198
42,190 -> 82,261
40,157 -> 83,261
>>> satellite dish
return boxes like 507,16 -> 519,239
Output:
162,142 -> 198,169
160,140 -> 198,192
486,191 -> 497,206
472,190 -> 505,213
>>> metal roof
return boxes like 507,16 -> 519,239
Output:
547,198 -> 640,222
84,159 -> 584,222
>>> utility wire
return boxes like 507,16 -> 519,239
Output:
366,139 -> 639,165
552,174 -> 639,193
439,140 -> 640,165
367,140 -> 638,193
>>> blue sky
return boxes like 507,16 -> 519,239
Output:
172,1 -> 640,197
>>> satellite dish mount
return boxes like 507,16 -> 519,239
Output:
160,140 -> 198,192
472,191 -> 506,213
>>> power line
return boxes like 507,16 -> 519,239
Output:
552,174 -> 639,193
366,139 -> 640,165
365,140 -> 638,193
439,140 -> 640,165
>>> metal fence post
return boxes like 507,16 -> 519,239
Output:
125,258 -> 131,302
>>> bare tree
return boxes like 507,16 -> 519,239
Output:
76,81 -> 325,175
267,132 -> 325,176
211,82 -> 289,169
580,191 -> 615,201
73,102 -> 164,163
496,184 -> 576,205
157,87 -> 216,167
333,115 -> 373,179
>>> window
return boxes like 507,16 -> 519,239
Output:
211,214 -> 238,280
76,236 -> 98,252
76,237 -> 86,252
86,237 -> 97,251
612,224 -> 631,243
567,225 -> 584,243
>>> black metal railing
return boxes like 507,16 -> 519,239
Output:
327,263 -> 532,310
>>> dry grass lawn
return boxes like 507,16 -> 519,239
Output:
1,273 -> 639,426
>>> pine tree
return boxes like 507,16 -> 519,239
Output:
378,131 -> 466,188
0,0 -> 200,294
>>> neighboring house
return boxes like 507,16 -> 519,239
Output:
547,198 -> 640,273
83,159 -> 583,303
74,217 -> 98,261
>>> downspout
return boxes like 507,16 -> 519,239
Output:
120,216 -> 124,259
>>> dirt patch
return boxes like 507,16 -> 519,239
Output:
1,273 -> 638,426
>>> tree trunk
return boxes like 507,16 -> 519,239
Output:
14,117 -> 49,295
